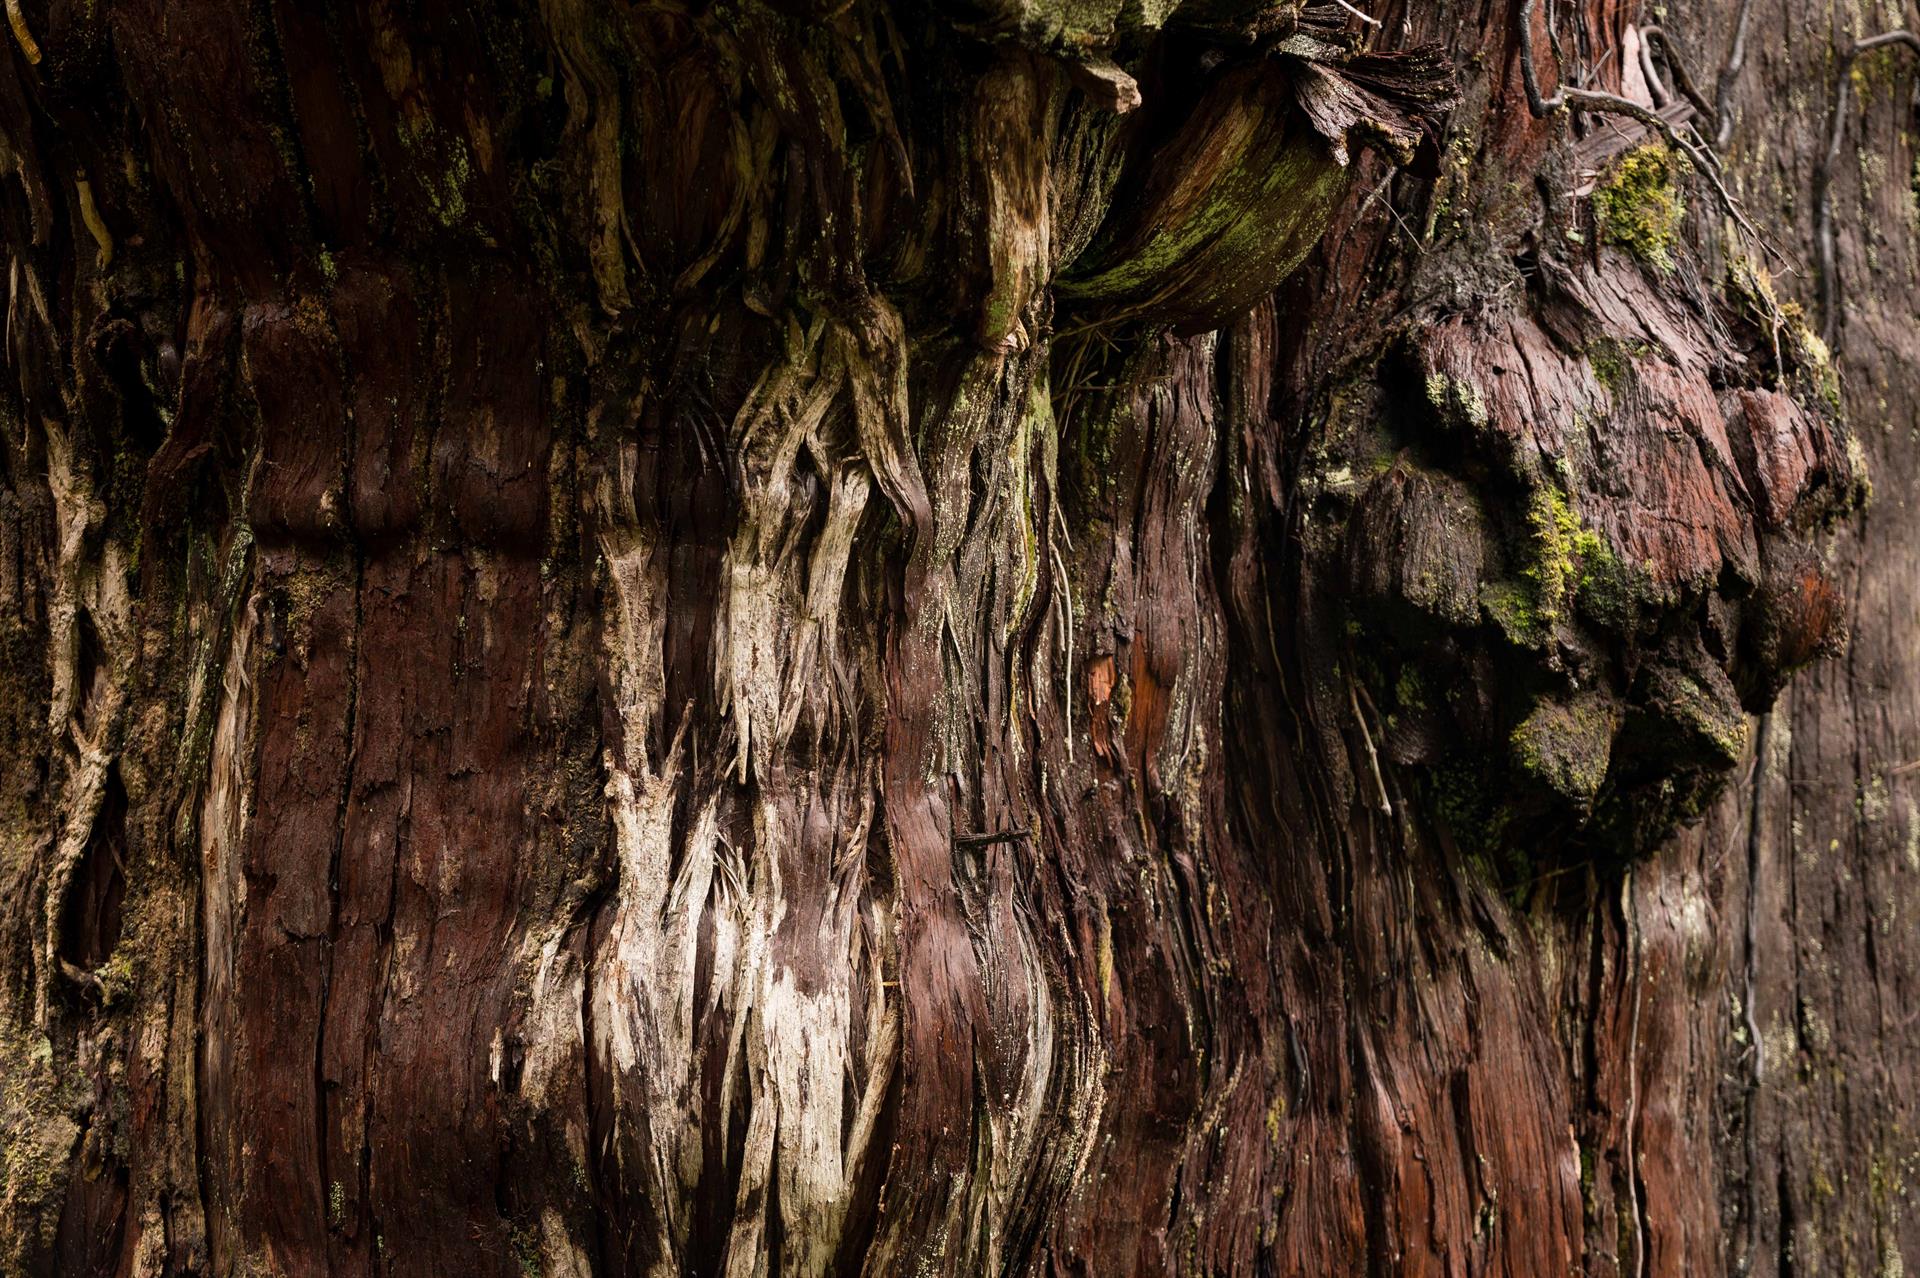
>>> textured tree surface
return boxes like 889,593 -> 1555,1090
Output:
2,0 -> 1918,1273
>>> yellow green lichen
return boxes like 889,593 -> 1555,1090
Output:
1587,341 -> 1629,398
96,948 -> 137,1008
1483,481 -> 1616,644
1521,484 -> 1605,623
1509,693 -> 1617,805
1656,669 -> 1749,766
0,1019 -> 85,1267
1594,144 -> 1687,272
1424,369 -> 1490,430
1846,433 -> 1874,508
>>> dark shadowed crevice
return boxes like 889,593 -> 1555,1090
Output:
313,549 -> 363,1250
54,765 -> 125,973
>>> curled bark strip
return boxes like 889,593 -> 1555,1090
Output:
1061,41 -> 1453,330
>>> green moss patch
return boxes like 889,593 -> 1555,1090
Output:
1481,481 -> 1618,644
1595,144 -> 1687,271
1510,692 -> 1619,806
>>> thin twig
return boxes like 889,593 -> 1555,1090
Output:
1358,170 -> 1422,249
1347,672 -> 1393,818
1516,0 -> 1767,247
1330,0 -> 1382,27
1639,27 -> 1717,122
1713,0 -> 1755,147
1637,29 -> 1671,108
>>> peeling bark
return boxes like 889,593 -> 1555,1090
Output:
0,0 -> 1915,1275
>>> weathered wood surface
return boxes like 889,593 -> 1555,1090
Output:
0,0 -> 1915,1274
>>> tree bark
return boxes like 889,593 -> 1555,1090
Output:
0,0 -> 1914,1274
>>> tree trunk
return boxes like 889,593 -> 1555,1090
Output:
1,0 -> 1915,1274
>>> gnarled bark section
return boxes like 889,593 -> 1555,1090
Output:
0,0 -> 1905,1275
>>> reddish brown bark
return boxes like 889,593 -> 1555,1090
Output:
0,0 -> 1915,1275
